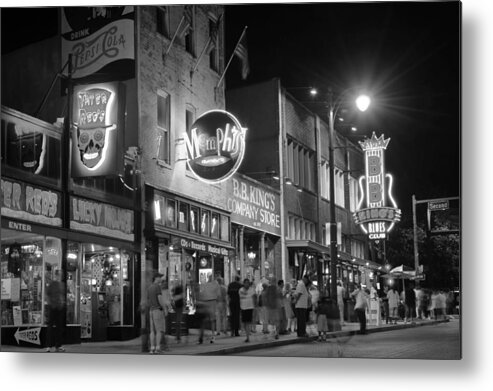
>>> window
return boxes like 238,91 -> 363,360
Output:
157,91 -> 171,164
178,202 -> 189,231
220,215 -> 230,242
287,214 -> 315,241
156,6 -> 169,38
211,213 -> 220,239
190,206 -> 199,233
286,138 -> 315,192
349,176 -> 359,212
166,199 -> 176,228
201,210 -> 210,236
208,19 -> 219,72
320,161 -> 345,207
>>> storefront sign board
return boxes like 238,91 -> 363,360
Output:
71,82 -> 125,178
184,110 -> 247,183
70,196 -> 134,241
61,6 -> 135,80
175,237 -> 230,256
1,178 -> 62,227
226,175 -> 281,236
353,133 -> 401,240
14,327 -> 42,345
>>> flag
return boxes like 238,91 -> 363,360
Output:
205,15 -> 222,54
177,5 -> 193,39
234,31 -> 250,79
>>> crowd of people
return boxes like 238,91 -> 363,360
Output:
145,272 -> 458,354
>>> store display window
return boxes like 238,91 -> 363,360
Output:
1,230 -> 60,327
211,213 -> 219,239
178,202 -> 189,231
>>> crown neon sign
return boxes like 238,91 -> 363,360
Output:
353,132 -> 401,240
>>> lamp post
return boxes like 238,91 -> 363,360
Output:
326,88 -> 370,300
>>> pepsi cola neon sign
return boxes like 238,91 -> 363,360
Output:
184,110 -> 247,183
353,132 -> 401,240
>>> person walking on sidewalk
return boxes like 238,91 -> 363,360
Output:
336,281 -> 346,326
45,271 -> 66,352
147,273 -> 167,354
239,278 -> 257,342
351,285 -> 369,334
227,275 -> 242,337
387,286 -> 399,324
172,282 -> 184,343
264,277 -> 282,339
294,275 -> 311,338
197,274 -> 220,344
283,282 -> 295,333
215,277 -> 228,335
403,283 -> 416,323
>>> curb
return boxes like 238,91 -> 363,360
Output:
197,319 -> 450,356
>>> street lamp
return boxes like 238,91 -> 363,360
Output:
327,88 -> 371,300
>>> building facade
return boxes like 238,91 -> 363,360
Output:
227,79 -> 384,299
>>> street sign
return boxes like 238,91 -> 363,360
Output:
412,273 -> 426,281
428,200 -> 449,211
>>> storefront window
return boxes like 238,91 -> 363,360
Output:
220,215 -> 230,242
178,202 -> 189,231
190,206 -> 199,233
211,212 -> 219,239
166,199 -> 177,228
1,231 -> 47,326
66,241 -> 80,324
201,210 -> 210,236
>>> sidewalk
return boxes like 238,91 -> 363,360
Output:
1,317 -> 453,355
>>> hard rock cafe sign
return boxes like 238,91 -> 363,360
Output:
184,110 -> 247,183
353,132 -> 401,240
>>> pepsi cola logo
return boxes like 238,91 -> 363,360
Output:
184,110 -> 247,183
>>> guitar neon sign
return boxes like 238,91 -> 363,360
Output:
353,132 -> 401,240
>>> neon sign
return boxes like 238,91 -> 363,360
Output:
353,132 -> 401,240
184,110 -> 247,183
71,82 -> 125,178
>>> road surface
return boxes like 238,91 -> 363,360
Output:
237,318 -> 461,359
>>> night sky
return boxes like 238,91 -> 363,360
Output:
1,2 -> 461,223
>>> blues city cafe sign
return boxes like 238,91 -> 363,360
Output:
71,82 -> 125,177
353,133 -> 401,240
184,110 -> 247,183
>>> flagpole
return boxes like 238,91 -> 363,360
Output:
192,36 -> 212,75
216,26 -> 248,89
165,14 -> 185,57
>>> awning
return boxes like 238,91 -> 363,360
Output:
286,239 -> 330,255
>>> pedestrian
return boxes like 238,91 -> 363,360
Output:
283,282 -> 295,333
381,285 -> 390,324
239,278 -> 257,343
387,286 -> 399,324
45,271 -> 66,352
438,290 -> 447,320
429,290 -> 438,320
227,275 -> 242,337
446,290 -> 456,316
277,280 -> 288,334
264,277 -> 282,339
351,285 -> 369,334
172,282 -> 184,343
294,275 -> 311,338
197,274 -> 220,344
159,279 -> 173,351
336,281 -> 346,326
215,277 -> 228,335
403,283 -> 416,323
147,272 -> 167,354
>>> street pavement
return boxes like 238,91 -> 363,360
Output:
1,316 -> 454,356
239,317 -> 461,359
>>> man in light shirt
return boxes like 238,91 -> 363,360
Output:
294,275 -> 311,338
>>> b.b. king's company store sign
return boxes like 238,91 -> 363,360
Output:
1,178 -> 62,227
184,110 -> 247,184
353,133 -> 401,240
70,196 -> 134,241
226,175 -> 281,237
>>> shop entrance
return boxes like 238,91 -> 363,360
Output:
68,242 -> 134,341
